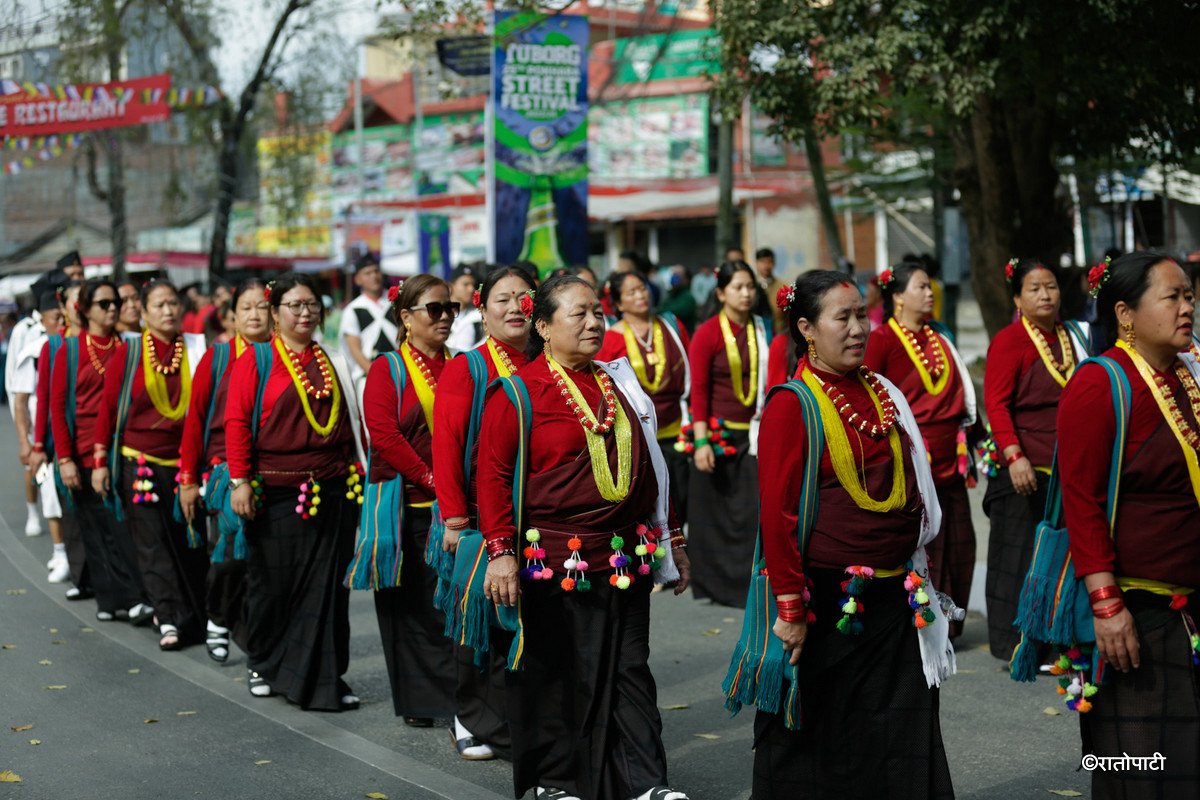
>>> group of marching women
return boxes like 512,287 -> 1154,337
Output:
733,251 -> 1197,800
19,249 -> 1199,799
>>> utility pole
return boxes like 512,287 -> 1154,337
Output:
715,116 -> 733,263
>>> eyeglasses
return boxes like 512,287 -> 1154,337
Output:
94,299 -> 118,311
409,301 -> 460,321
281,300 -> 323,316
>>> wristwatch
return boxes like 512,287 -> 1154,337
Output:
230,478 -> 250,489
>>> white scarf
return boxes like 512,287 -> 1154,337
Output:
325,348 -> 368,467
878,373 -> 957,688
933,329 -> 976,427
596,356 -> 680,585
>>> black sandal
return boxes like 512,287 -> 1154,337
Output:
448,729 -> 495,761
536,789 -> 582,800
248,669 -> 273,698
404,716 -> 433,728
205,622 -> 230,663
631,788 -> 690,800
158,624 -> 182,652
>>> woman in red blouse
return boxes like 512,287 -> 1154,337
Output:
981,259 -> 1090,659
432,265 -> 534,759
92,281 -> 208,650
29,281 -> 89,599
687,261 -> 769,607
358,273 -> 458,727
752,270 -> 954,800
48,279 -> 147,622
177,279 -> 271,663
1059,251 -> 1200,796
225,273 -> 365,711
866,261 -> 976,638
478,275 -> 691,800
598,270 -> 692,524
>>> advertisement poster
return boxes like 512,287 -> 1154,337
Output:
0,73 -> 171,137
492,10 -> 588,275
418,213 -> 452,278
589,94 -> 708,180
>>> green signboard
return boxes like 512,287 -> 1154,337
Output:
612,28 -> 720,84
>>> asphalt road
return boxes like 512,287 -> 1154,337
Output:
0,420 -> 1092,800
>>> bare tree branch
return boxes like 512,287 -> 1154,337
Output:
83,135 -> 110,203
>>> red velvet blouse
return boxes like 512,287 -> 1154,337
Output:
49,333 -> 119,462
596,316 -> 690,434
1059,347 -> 1200,588
476,356 -> 661,573
178,340 -> 247,484
33,338 -> 55,450
865,322 -> 966,484
759,358 -> 924,596
983,321 -> 1080,468
766,334 -> 796,391
689,314 -> 759,426
224,343 -> 355,486
361,348 -> 446,505
432,338 -> 528,522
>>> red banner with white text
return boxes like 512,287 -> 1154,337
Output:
0,73 -> 172,138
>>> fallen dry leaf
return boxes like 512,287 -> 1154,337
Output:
144,719 -> 158,724
127,669 -> 140,675
38,659 -> 51,666
957,668 -> 977,674
1,644 -> 15,650
254,760 -> 272,766
44,685 -> 66,691
1043,707 -> 1063,717
694,733 -> 721,740
48,628 -> 58,634
5,588 -> 27,595
10,725 -> 32,732
1048,792 -> 1083,797
28,739 -> 40,746
0,769 -> 22,782
49,640 -> 65,645
661,704 -> 689,710
365,793 -> 389,799
79,627 -> 95,634
702,629 -> 721,636
176,711 -> 197,716
722,617 -> 735,623
233,676 -> 246,683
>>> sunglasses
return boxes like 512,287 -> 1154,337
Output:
94,299 -> 118,311
409,301 -> 460,321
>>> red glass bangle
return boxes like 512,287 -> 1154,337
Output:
1006,450 -> 1025,465
777,607 -> 806,623
1092,600 -> 1125,619
1088,585 -> 1122,605
485,538 -> 515,558
775,597 -> 805,610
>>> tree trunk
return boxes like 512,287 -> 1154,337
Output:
802,123 -> 844,268
207,127 -> 240,277
716,117 -> 734,262
106,132 -> 128,283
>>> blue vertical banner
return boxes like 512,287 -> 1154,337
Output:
492,10 -> 588,277
418,213 -> 452,278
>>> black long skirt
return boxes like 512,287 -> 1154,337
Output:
74,469 -> 145,614
687,428 -> 758,608
507,577 -> 669,800
982,469 -> 1049,659
752,569 -> 954,800
55,496 -> 91,591
924,479 -> 976,639
243,486 -> 354,711
1082,593 -> 1200,800
206,515 -> 248,650
122,460 -> 209,642
373,506 -> 456,719
658,437 -> 690,526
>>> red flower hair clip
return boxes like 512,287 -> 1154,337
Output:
387,284 -> 401,303
776,283 -> 795,313
263,280 -> 275,302
878,268 -> 895,290
518,290 -> 535,319
472,285 -> 482,309
1087,256 -> 1113,298
1004,258 -> 1017,283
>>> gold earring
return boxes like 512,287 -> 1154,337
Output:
1121,320 -> 1135,346
806,337 -> 817,362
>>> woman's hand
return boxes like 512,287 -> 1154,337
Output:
1008,456 -> 1038,496
773,617 -> 808,666
231,483 -> 256,520
179,484 -> 201,523
1094,603 -> 1140,672
442,517 -> 468,553
81,463 -> 102,494
670,547 -> 691,595
29,450 -> 47,476
693,443 -> 716,473
484,555 -> 520,608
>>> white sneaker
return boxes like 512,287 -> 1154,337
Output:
47,553 -> 70,584
25,514 -> 42,537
